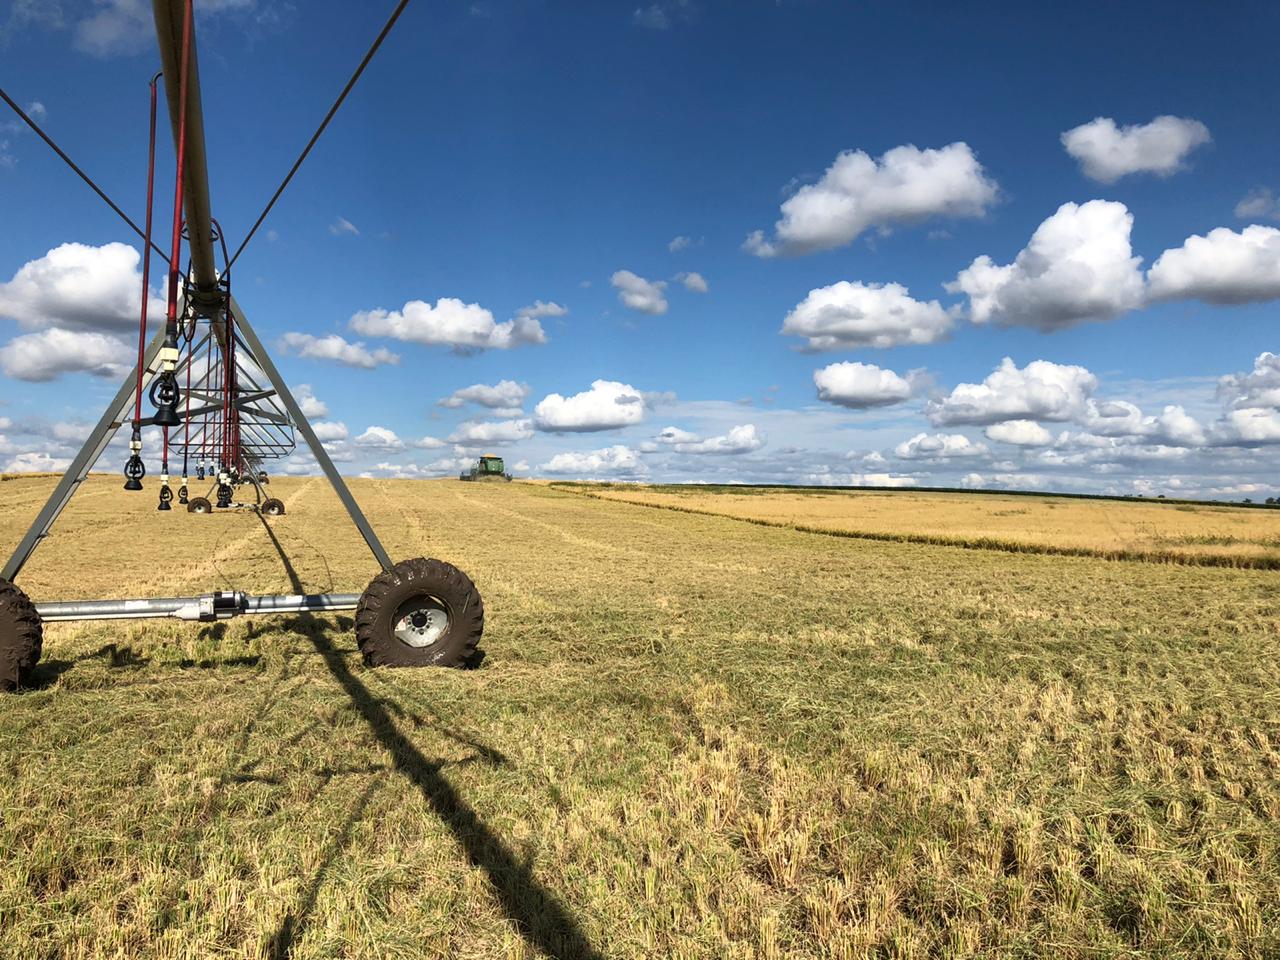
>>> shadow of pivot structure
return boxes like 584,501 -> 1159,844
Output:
0,0 -> 484,691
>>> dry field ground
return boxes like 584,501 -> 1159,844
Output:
563,484 -> 1280,567
1,474 -> 1278,959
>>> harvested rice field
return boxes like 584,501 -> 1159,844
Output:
1,474 -> 1277,959
561,483 -> 1280,567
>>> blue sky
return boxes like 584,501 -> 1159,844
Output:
1,0 -> 1279,498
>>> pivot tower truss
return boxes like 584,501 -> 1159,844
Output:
0,0 -> 485,689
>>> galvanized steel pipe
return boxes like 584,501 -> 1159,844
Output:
36,593 -> 360,623
152,0 -> 218,298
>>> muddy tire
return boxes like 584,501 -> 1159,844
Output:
261,498 -> 285,516
188,496 -> 212,514
0,579 -> 42,692
356,558 -> 482,668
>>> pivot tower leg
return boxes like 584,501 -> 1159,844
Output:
229,296 -> 393,572
2,327 -> 168,583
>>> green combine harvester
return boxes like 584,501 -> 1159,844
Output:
459,454 -> 514,482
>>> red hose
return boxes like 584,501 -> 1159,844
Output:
204,332 -> 215,466
182,322 -> 193,459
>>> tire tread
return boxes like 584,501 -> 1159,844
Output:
355,558 -> 482,668
0,579 -> 43,691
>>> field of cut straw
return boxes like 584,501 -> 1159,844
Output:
1,475 -> 1277,959
561,483 -> 1280,568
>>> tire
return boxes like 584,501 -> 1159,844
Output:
356,558 -> 482,668
261,498 -> 285,516
188,496 -> 212,514
0,579 -> 42,692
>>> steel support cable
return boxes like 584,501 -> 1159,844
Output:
0,85 -> 170,266
226,0 -> 412,270
182,318 -> 194,476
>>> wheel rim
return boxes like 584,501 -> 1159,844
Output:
392,596 -> 451,648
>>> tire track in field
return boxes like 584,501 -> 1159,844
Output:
368,479 -> 437,555
447,485 -> 769,576
0,481 -> 126,549
146,477 -> 323,593
450,485 -> 657,560
367,483 -> 564,616
367,480 -> 553,606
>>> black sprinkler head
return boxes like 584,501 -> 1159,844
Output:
153,404 -> 182,428
123,454 -> 146,490
149,372 -> 182,427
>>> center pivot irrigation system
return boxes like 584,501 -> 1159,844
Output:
0,0 -> 484,690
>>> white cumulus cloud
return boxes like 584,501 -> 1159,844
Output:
1150,405 -> 1207,446
294,384 -> 328,418
611,270 -> 669,315
813,361 -> 913,409
849,472 -> 918,488
744,142 -> 998,257
0,241 -> 164,333
894,432 -> 988,460
984,420 -> 1052,446
926,358 -> 1098,426
438,380 -> 531,415
0,327 -> 131,382
448,418 -> 535,447
669,424 -> 765,455
1235,188 -> 1279,220
4,451 -> 71,473
1218,352 -> 1280,409
534,379 -> 648,432
947,200 -> 1145,330
311,421 -> 349,442
354,426 -> 404,451
653,426 -> 701,445
676,271 -> 708,294
350,298 -> 547,353
1147,225 -> 1280,305
1213,407 -> 1280,445
782,281 -> 953,350
516,300 -> 568,320
1061,116 -> 1210,183
1207,353 -> 1280,446
278,332 -> 399,368
1080,402 -> 1206,447
540,445 -> 644,476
